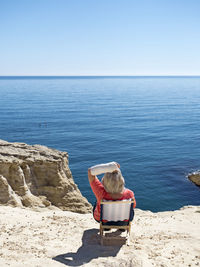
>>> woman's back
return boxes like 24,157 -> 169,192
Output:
89,165 -> 136,222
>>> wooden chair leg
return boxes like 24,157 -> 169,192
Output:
100,222 -> 103,236
100,222 -> 104,245
128,222 -> 132,233
126,223 -> 131,246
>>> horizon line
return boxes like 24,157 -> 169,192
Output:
0,75 -> 200,78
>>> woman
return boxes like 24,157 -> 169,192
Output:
88,161 -> 136,222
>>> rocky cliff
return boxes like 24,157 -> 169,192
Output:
0,140 -> 92,213
188,171 -> 200,186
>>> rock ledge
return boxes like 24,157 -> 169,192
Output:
0,139 -> 91,213
188,171 -> 200,186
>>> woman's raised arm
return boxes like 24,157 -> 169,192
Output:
88,168 -> 96,183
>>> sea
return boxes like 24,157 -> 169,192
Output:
0,76 -> 200,212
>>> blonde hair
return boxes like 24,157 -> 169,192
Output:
102,170 -> 125,194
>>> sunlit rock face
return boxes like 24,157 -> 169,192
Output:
0,140 -> 92,213
188,171 -> 200,186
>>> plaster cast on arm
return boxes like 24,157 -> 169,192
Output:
90,162 -> 119,175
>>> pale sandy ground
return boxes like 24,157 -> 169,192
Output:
0,205 -> 199,267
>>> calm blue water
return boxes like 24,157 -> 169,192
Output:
0,76 -> 200,212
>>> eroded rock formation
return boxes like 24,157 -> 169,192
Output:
188,171 -> 200,186
0,140 -> 92,213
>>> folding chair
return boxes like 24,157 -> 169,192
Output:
100,198 -> 134,245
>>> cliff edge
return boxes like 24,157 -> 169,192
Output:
0,205 -> 199,266
0,139 -> 92,213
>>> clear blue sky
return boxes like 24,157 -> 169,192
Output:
0,0 -> 200,76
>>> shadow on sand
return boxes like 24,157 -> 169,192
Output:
52,228 -> 124,266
